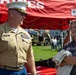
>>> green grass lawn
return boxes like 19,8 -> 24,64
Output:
33,45 -> 58,61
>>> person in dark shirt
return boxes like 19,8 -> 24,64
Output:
60,20 -> 76,75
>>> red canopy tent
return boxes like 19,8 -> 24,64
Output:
0,3 -> 8,24
0,0 -> 76,30
23,0 -> 76,30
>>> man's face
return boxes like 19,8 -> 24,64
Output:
13,9 -> 27,25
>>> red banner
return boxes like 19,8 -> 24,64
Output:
0,0 -> 76,30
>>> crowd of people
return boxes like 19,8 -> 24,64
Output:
50,36 -> 61,51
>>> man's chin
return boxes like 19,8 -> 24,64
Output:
20,22 -> 23,25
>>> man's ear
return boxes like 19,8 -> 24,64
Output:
11,10 -> 14,16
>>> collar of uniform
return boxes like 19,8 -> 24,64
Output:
17,26 -> 27,34
4,22 -> 25,34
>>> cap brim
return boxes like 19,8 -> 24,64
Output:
9,8 -> 28,16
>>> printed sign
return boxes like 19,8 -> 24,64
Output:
71,9 -> 76,16
0,0 -> 44,9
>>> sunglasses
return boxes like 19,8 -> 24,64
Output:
9,9 -> 28,16
17,10 -> 28,16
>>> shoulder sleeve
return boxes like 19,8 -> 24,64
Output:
0,23 -> 5,35
0,30 -> 3,36
0,23 -> 4,37
63,42 -> 71,50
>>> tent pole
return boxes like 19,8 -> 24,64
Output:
60,30 -> 63,48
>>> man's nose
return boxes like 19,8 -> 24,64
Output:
22,16 -> 26,19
